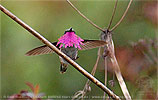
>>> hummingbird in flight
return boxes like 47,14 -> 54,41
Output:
25,28 -> 107,73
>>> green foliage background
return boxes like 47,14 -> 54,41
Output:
1,0 -> 157,99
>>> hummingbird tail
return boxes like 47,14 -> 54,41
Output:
60,63 -> 68,74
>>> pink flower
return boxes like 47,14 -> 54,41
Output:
56,31 -> 84,49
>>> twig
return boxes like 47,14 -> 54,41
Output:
107,0 -> 118,30
0,5 -> 120,100
110,55 -> 131,99
110,0 -> 133,31
66,0 -> 105,32
103,57 -> 108,100
109,39 -> 131,100
91,47 -> 101,76
72,48 -> 101,100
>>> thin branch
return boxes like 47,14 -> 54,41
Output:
110,0 -> 133,31
110,55 -> 131,100
0,5 -> 120,100
72,47 -> 101,100
103,57 -> 108,100
104,58 -> 107,86
107,0 -> 118,30
91,47 -> 101,76
109,40 -> 131,100
66,0 -> 105,32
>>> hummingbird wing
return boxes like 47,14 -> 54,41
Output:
80,40 -> 107,50
25,40 -> 106,56
25,42 -> 58,56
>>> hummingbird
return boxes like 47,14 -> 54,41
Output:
25,28 -> 107,74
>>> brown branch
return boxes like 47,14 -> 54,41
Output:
0,5 -> 120,100
107,0 -> 118,30
110,0 -> 133,31
66,0 -> 105,32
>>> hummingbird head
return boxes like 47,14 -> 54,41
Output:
56,28 -> 84,49
68,27 -> 73,32
64,27 -> 74,34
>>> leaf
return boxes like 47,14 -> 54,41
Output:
34,84 -> 40,96
25,82 -> 34,92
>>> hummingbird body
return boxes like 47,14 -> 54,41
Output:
25,28 -> 107,74
59,46 -> 78,73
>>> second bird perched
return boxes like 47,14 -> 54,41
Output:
26,28 -> 107,73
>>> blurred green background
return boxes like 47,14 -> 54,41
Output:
1,0 -> 157,99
